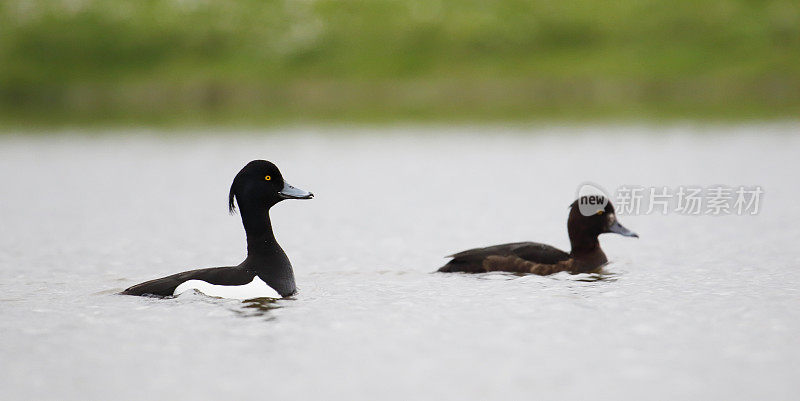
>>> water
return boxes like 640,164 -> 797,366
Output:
1,125 -> 798,400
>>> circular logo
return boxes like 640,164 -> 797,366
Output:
576,182 -> 610,216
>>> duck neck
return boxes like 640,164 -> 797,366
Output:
237,199 -> 296,297
568,233 -> 608,271
569,235 -> 601,256
239,201 -> 278,255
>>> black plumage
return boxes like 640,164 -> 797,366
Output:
121,160 -> 313,298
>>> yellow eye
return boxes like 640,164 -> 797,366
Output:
596,210 -> 604,215
265,175 -> 271,181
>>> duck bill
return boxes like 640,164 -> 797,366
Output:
608,220 -> 638,238
278,181 -> 314,199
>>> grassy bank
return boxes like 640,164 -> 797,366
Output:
1,0 -> 798,126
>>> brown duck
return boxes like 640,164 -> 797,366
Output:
438,197 -> 638,275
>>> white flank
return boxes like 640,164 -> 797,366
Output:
173,276 -> 281,300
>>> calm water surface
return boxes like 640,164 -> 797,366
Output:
1,125 -> 798,400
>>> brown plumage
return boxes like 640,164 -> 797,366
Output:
438,197 -> 638,275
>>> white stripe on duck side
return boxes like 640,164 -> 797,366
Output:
173,276 -> 281,300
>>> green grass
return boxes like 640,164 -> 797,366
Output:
1,0 -> 798,126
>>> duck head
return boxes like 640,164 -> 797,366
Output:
568,196 -> 638,251
228,160 -> 313,212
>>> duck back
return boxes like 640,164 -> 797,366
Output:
439,242 -> 569,273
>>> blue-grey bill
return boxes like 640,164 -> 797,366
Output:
609,220 -> 638,238
279,181 -> 314,199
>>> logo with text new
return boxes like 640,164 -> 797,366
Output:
576,183 -> 610,216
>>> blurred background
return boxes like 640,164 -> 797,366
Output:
2,2 -> 800,400
1,0 -> 798,127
